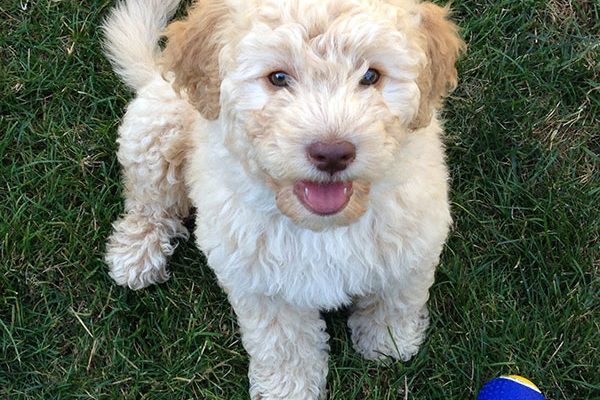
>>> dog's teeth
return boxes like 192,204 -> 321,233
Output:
344,187 -> 349,195
304,187 -> 310,197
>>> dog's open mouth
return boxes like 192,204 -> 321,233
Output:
293,181 -> 353,216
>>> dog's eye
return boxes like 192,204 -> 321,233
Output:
268,71 -> 291,87
360,68 -> 381,86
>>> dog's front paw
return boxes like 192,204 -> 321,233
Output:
348,306 -> 430,362
249,365 -> 327,400
105,214 -> 188,290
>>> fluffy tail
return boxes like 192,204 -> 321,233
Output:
101,0 -> 182,91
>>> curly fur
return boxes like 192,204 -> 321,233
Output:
103,0 -> 464,398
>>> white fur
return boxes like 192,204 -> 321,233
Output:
103,0 -> 459,398
101,0 -> 181,90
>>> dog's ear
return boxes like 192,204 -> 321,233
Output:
410,3 -> 465,130
162,0 -> 229,120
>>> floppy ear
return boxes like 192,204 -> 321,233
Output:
410,3 -> 465,130
162,0 -> 229,120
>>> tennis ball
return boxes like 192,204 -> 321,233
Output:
477,375 -> 545,400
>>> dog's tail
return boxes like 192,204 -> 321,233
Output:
101,0 -> 182,91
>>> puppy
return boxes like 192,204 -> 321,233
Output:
103,0 -> 464,398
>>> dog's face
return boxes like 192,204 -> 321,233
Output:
164,0 -> 463,230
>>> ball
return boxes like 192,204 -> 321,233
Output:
477,375 -> 545,400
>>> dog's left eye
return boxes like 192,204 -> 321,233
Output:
360,68 -> 381,86
268,71 -> 291,87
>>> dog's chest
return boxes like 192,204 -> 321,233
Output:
198,214 -> 388,309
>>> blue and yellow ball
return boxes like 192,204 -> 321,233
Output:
477,375 -> 545,400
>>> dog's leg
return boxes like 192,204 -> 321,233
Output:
105,90 -> 193,290
348,267 -> 434,362
230,295 -> 329,400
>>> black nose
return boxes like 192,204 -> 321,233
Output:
307,141 -> 356,175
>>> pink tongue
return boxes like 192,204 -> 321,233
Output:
294,181 -> 352,216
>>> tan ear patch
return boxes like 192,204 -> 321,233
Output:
410,3 -> 465,130
162,0 -> 229,120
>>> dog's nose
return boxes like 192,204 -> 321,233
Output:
307,141 -> 356,175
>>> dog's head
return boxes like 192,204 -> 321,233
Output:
163,0 -> 464,230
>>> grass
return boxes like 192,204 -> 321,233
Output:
1,0 -> 598,398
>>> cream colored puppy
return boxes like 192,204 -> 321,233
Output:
103,0 -> 464,398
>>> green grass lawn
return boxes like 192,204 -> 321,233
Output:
1,0 -> 598,398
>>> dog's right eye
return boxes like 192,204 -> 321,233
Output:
360,68 -> 381,86
268,71 -> 291,87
